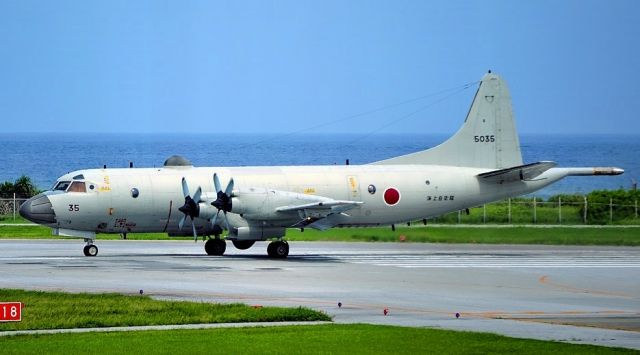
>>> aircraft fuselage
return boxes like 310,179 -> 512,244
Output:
41,164 -> 563,237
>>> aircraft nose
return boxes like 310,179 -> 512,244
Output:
19,194 -> 57,225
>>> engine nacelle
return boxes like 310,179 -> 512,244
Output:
231,188 -> 322,220
197,203 -> 218,221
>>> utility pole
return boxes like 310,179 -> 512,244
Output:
533,197 -> 537,224
483,204 -> 486,224
558,196 -> 562,224
610,198 -> 613,223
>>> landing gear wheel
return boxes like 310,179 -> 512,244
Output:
83,244 -> 98,257
267,242 -> 275,257
232,240 -> 255,250
205,238 -> 226,256
267,241 -> 289,259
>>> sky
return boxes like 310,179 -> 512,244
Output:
1,0 -> 639,135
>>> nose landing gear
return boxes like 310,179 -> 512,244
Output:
83,239 -> 98,257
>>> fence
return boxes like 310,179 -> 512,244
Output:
0,195 -> 29,221
2,195 -> 639,225
430,197 -> 639,225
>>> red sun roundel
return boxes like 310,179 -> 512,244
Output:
383,187 -> 401,206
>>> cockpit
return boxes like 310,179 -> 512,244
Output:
51,174 -> 94,193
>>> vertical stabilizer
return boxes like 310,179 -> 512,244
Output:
373,72 -> 523,169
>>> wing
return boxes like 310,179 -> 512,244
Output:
276,199 -> 363,230
477,161 -> 557,184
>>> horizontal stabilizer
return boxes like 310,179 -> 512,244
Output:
478,161 -> 557,184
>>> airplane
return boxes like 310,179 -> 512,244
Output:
19,72 -> 623,258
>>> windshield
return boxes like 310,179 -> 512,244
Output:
53,181 -> 71,191
67,181 -> 87,193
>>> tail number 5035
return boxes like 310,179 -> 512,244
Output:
474,135 -> 495,143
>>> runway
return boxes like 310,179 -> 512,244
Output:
1,240 -> 639,349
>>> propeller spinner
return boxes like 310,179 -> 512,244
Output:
211,173 -> 234,232
177,177 -> 202,242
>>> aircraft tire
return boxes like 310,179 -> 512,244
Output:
268,241 -> 289,259
83,244 -> 98,257
205,238 -> 226,256
232,240 -> 255,250
267,242 -> 275,257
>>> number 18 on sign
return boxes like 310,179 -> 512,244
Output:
1,302 -> 22,322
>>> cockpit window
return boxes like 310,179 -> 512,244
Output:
72,174 -> 85,180
67,181 -> 87,193
53,181 -> 71,191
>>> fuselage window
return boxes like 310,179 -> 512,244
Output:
53,181 -> 71,191
67,181 -> 87,193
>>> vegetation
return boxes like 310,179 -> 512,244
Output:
0,289 -> 329,331
431,190 -> 639,225
1,224 -> 638,245
0,324 -> 634,354
584,189 -> 640,224
0,175 -> 39,198
287,226 -> 640,246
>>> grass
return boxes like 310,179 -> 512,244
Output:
286,226 -> 640,245
1,225 -> 640,245
0,289 -> 329,331
0,324 -> 635,354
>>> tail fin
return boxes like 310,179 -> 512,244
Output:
373,72 -> 523,169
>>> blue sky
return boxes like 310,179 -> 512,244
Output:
1,0 -> 638,135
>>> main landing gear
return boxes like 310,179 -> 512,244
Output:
205,238 -> 226,256
267,240 -> 289,259
83,239 -> 98,257
203,238 -> 289,258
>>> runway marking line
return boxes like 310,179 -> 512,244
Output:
538,275 -> 635,299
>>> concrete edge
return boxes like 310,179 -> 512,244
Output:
0,321 -> 333,337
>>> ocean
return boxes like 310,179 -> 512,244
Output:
0,133 -> 637,198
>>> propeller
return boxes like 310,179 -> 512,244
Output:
177,177 -> 202,242
210,173 -> 234,232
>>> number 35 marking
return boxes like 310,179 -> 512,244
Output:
474,135 -> 495,143
68,204 -> 79,212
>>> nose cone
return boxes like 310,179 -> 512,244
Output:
19,194 -> 57,225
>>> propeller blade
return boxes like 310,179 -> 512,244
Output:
191,218 -> 197,242
193,187 -> 202,203
224,178 -> 234,196
222,211 -> 232,231
211,210 -> 219,227
213,173 -> 222,193
181,178 -> 189,198
178,215 -> 186,231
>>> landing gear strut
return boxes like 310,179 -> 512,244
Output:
83,239 -> 98,257
267,240 -> 289,259
205,238 -> 226,256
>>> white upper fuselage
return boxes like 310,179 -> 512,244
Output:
44,163 -> 563,236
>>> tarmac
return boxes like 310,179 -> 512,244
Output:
0,239 -> 639,349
